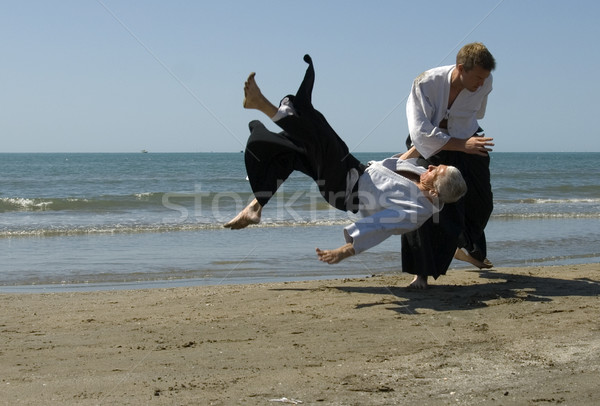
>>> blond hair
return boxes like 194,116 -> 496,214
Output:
457,42 -> 496,72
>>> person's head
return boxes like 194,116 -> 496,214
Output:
421,165 -> 467,204
455,42 -> 496,92
457,42 -> 495,72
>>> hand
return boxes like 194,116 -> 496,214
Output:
464,135 -> 494,156
316,243 -> 355,264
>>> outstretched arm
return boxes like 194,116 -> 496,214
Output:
316,243 -> 355,264
398,146 -> 420,160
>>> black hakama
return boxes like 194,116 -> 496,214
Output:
401,148 -> 493,278
244,55 -> 364,213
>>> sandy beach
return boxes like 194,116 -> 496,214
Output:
2,263 -> 599,405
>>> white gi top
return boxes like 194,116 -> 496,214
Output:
406,65 -> 493,159
344,158 -> 442,254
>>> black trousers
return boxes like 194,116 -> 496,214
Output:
244,55 -> 364,213
401,145 -> 493,278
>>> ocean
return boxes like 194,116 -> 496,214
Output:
1,152 -> 599,292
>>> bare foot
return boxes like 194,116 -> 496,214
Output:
243,73 -> 278,117
454,248 -> 493,269
243,72 -> 259,108
482,258 -> 494,268
224,199 -> 262,230
316,243 -> 355,264
408,274 -> 429,289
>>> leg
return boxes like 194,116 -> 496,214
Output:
289,54 -> 315,113
231,55 -> 364,232
457,153 -> 493,263
402,150 -> 489,283
224,198 -> 263,229
401,202 -> 462,281
243,120 -> 302,208
273,55 -> 364,212
243,72 -> 278,118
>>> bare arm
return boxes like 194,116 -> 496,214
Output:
398,146 -> 420,160
316,243 -> 355,264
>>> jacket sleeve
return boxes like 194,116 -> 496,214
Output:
406,78 -> 451,159
343,205 -> 431,254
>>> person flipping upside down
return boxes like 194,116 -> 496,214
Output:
225,55 -> 467,287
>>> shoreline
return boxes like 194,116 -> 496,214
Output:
3,257 -> 600,295
2,263 -> 599,405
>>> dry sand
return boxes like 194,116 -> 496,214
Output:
1,264 -> 599,405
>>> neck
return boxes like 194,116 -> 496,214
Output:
450,68 -> 464,92
396,170 -> 437,202
417,183 -> 437,203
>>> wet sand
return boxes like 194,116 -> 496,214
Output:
2,264 -> 599,405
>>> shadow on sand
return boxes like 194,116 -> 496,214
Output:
271,269 -> 600,315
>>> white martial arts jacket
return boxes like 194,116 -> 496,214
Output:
344,158 -> 442,254
406,65 -> 493,159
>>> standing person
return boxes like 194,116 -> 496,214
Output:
225,55 -> 467,265
402,42 -> 496,289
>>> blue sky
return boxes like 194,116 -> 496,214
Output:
2,0 -> 599,153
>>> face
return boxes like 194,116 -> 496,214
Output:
420,165 -> 448,191
458,64 -> 490,92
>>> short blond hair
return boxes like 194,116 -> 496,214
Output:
457,42 -> 496,72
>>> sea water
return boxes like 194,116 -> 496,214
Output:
1,152 -> 599,292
